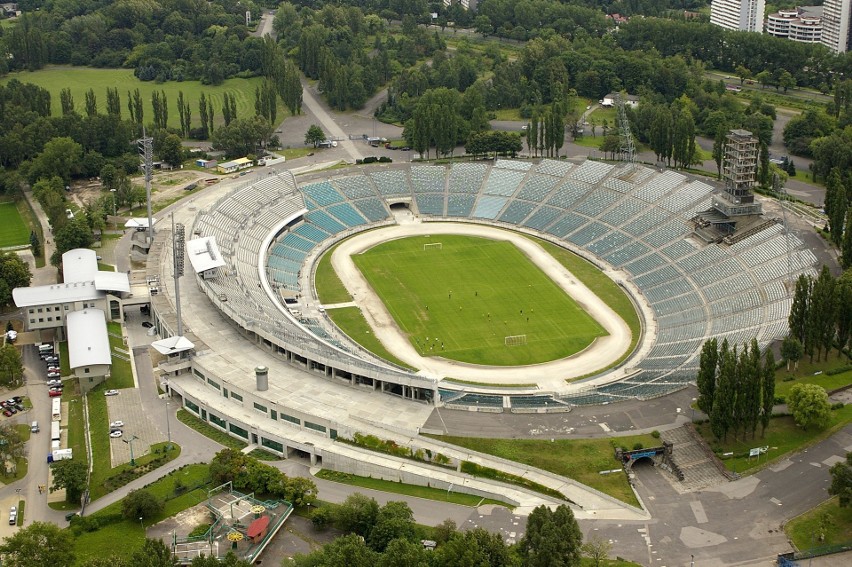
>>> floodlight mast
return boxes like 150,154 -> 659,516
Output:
138,128 -> 155,244
172,213 -> 185,337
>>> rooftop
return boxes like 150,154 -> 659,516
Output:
186,236 -> 226,274
13,281 -> 104,307
66,309 -> 111,368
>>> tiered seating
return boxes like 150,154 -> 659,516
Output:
534,158 -> 573,177
328,203 -> 367,227
305,210 -> 346,234
482,168 -> 525,196
499,200 -> 536,224
660,239 -> 697,260
495,159 -> 532,171
566,221 -> 610,246
623,209 -> 670,236
448,394 -> 502,408
410,165 -> 446,193
524,206 -> 562,231
448,163 -> 487,193
472,196 -> 508,220
624,253 -> 667,276
574,188 -> 621,217
302,181 -> 344,206
547,182 -> 594,210
509,395 -> 568,408
516,174 -> 560,202
546,213 -> 587,239
586,231 -> 632,256
354,198 -> 390,222
634,170 -> 686,203
599,198 -> 646,227
568,160 -> 613,184
643,221 -> 690,247
370,169 -> 411,196
447,194 -> 476,216
603,241 -> 651,267
416,194 -> 445,216
333,175 -> 377,199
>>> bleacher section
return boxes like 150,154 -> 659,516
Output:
193,161 -> 815,411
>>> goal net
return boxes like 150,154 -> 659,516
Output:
504,334 -> 527,347
423,242 -> 443,251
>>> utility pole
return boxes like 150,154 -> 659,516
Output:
138,129 -> 154,244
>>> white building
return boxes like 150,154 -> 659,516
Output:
66,309 -> 112,388
186,236 -> 226,280
766,6 -> 823,43
710,0 -> 766,32
822,0 -> 852,52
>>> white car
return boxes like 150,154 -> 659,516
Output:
109,421 -> 124,428
9,506 -> 16,525
104,390 -> 119,396
109,430 -> 122,438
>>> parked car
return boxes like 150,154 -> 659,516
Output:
2,410 -> 11,417
9,506 -> 16,525
12,396 -> 21,403
109,430 -> 122,438
47,371 -> 60,379
109,421 -> 124,428
43,355 -> 59,363
48,390 -> 62,398
104,390 -> 119,396
14,403 -> 24,412
47,380 -> 61,387
7,408 -> 15,415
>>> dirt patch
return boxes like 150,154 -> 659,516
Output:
69,170 -> 217,213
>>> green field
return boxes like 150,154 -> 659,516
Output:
352,235 -> 607,366
0,201 -> 30,248
0,66 -> 282,131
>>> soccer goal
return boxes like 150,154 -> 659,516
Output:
423,242 -> 443,251
504,334 -> 527,347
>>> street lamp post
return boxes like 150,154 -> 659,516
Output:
123,435 -> 138,466
139,516 -> 144,531
110,188 -> 117,230
166,401 -> 172,452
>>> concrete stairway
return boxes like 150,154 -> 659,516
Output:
661,425 -> 731,493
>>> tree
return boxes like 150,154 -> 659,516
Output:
292,533 -> 378,567
0,422 -> 25,469
713,125 -> 727,179
781,336 -> 803,371
828,452 -> 852,507
761,349 -> 776,436
787,383 -> 831,430
27,136 -> 84,185
106,87 -> 121,118
735,65 -> 752,86
51,215 -> 95,266
60,88 -> 75,116
305,124 -> 326,147
581,535 -> 613,567
212,116 -> 270,158
158,134 -> 184,167
335,493 -> 379,537
0,521 -> 76,566
431,528 -> 513,567
696,338 -> 718,415
778,70 -> 796,94
50,459 -> 88,503
29,230 -> 41,258
378,538 -> 430,567
789,274 -> 811,344
85,88 -> 97,117
843,208 -> 852,269
758,142 -> 770,188
190,552 -> 251,567
0,344 -> 24,387
756,70 -> 772,89
518,504 -> 583,567
368,501 -> 416,552
122,489 -> 164,521
128,538 -> 176,567
0,251 -> 32,306
711,339 -> 735,441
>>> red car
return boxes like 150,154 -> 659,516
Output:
48,390 -> 62,397
2,410 -> 11,417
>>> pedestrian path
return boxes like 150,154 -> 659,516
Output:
661,425 -> 731,493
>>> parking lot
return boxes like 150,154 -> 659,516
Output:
106,388 -> 168,466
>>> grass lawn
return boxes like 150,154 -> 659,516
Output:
176,409 -> 245,450
493,108 -> 522,121
106,322 -> 134,389
588,106 -> 618,125
785,497 -> 852,550
316,469 -> 511,508
572,134 -> 606,149
17,197 -> 45,267
428,434 -> 659,507
0,201 -> 31,248
696,404 -> 852,474
0,66 -> 282,132
353,235 -> 607,366
315,242 -> 351,304
775,355 -> 852,398
72,464 -> 212,565
325,306 -> 414,369
278,148 -> 316,160
59,342 -> 71,376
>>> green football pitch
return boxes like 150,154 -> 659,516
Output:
352,235 -> 608,366
0,202 -> 30,248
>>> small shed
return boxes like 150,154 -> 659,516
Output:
246,515 -> 270,544
217,157 -> 252,174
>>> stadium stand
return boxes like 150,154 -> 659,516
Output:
190,160 -> 815,411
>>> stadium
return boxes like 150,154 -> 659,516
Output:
150,155 -> 819,515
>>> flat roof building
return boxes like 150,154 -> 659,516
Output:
766,6 -> 823,44
710,0 -> 766,32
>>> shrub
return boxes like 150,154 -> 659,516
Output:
311,506 -> 333,529
632,443 -> 644,450
651,430 -> 660,439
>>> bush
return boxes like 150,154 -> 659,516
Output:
188,523 -> 212,538
831,402 -> 845,410
826,365 -> 852,375
651,430 -> 660,439
378,156 -> 392,163
632,443 -> 644,450
311,505 -> 333,529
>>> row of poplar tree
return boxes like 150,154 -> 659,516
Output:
696,338 -> 776,442
788,266 -> 852,363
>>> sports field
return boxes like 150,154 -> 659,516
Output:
352,235 -> 607,366
0,66 -> 281,131
0,201 -> 30,248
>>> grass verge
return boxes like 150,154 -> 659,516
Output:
696,405 -> 852,474
426,434 -> 658,507
316,469 -> 511,508
315,241 -> 351,304
106,322 -> 134,389
785,496 -> 852,550
176,409 -> 245,450
0,200 -> 30,248
774,355 -> 852,398
16,500 -> 24,526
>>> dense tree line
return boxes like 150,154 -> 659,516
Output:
210,448 -> 317,506
300,497 -> 585,567
696,337 -> 775,441
0,0 -> 266,83
788,267 -> 852,361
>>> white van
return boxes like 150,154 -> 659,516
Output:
31,421 -> 39,433
38,344 -> 53,353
